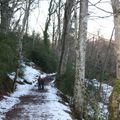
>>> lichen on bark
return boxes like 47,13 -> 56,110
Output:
108,80 -> 120,120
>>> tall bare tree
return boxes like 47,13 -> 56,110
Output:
57,0 -> 74,76
111,0 -> 120,80
0,0 -> 24,32
109,0 -> 120,120
52,12 -> 56,47
0,0 -> 11,32
56,0 -> 62,48
12,0 -> 34,90
43,0 -> 54,47
73,0 -> 88,119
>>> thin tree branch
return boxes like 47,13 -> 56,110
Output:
88,0 -> 113,14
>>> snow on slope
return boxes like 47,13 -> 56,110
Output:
89,79 -> 113,120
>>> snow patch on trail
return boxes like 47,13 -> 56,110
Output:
0,64 -> 40,120
45,84 -> 72,120
0,63 -> 73,120
21,83 -> 72,120
23,64 -> 40,83
0,83 -> 36,120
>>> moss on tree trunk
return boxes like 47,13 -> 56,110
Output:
108,80 -> 120,120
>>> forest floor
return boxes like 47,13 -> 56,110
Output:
0,63 -> 73,120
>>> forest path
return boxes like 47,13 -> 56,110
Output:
4,82 -> 72,120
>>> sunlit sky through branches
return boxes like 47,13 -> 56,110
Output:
88,0 -> 114,39
29,0 -> 114,39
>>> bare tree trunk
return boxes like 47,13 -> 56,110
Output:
74,0 -> 88,119
57,0 -> 74,76
19,0 -> 32,62
109,1 -> 120,120
58,0 -> 62,44
56,0 -> 62,49
0,0 -> 11,33
11,69 -> 18,92
111,0 -> 120,80
52,13 -> 55,47
55,0 -> 62,59
44,0 -> 54,47
13,0 -> 32,88
0,0 -> 20,33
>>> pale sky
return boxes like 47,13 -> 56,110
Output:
88,0 -> 114,39
29,1 -> 49,35
29,0 -> 114,39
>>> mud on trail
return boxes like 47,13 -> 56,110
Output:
4,83 -> 73,120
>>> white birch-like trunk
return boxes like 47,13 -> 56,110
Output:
111,0 -> 120,80
74,0 -> 88,118
19,0 -> 31,62
108,1 -> 120,120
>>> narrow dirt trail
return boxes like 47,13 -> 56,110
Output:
4,82 -> 72,120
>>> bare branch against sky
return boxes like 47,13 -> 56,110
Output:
28,0 -> 114,39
